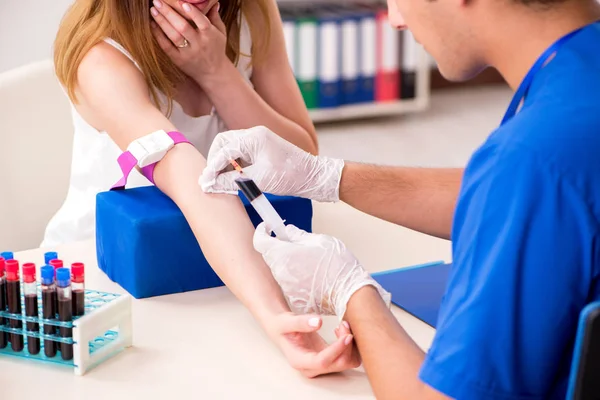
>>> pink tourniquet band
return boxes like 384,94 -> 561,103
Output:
110,131 -> 190,191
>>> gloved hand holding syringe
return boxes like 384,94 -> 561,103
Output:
229,159 -> 290,241
200,127 -> 391,318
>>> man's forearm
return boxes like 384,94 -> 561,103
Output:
345,286 -> 449,400
339,163 -> 463,239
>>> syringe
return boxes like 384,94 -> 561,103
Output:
230,160 -> 289,241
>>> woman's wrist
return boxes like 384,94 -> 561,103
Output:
253,301 -> 293,340
252,293 -> 291,322
196,60 -> 242,97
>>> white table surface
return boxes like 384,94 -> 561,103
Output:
1,239 -> 435,399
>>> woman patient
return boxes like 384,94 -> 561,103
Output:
46,0 -> 359,376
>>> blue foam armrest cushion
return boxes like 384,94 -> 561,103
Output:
95,185 -> 313,299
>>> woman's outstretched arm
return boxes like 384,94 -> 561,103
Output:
72,42 -> 359,375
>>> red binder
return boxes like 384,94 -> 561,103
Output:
375,10 -> 400,102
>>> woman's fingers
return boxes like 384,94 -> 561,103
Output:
313,334 -> 354,370
150,21 -> 178,57
151,8 -> 187,48
339,321 -> 351,336
178,1 -> 212,31
206,2 -> 226,34
151,0 -> 195,47
336,321 -> 362,368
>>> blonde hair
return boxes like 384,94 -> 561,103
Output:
54,0 -> 270,116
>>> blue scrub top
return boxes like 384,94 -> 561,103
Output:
419,22 -> 600,400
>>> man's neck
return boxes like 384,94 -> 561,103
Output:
484,1 -> 600,90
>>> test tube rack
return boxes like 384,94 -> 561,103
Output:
0,285 -> 132,375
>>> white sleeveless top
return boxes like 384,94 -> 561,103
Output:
41,16 -> 254,248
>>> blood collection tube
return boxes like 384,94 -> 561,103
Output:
0,257 -> 7,349
41,265 -> 57,358
49,259 -> 63,312
1,252 -> 13,260
23,263 -> 40,355
49,259 -> 63,276
71,263 -> 85,317
6,259 -> 24,352
44,252 -> 58,266
56,268 -> 73,360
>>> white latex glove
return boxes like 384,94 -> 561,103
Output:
253,222 -> 392,319
199,126 -> 345,202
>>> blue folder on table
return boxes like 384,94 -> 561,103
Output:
372,261 -> 452,328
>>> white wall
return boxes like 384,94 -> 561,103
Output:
0,0 -> 435,73
0,0 -> 75,73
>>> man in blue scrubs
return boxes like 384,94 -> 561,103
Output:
199,0 -> 600,397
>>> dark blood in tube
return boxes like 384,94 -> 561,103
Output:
5,259 -> 23,352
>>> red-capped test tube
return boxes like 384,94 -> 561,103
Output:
49,259 -> 64,276
71,263 -> 85,317
6,260 -> 23,352
23,263 -> 40,355
0,257 -> 7,349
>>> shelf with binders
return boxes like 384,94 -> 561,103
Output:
278,0 -> 430,123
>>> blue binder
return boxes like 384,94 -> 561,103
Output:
317,10 -> 343,108
356,7 -> 377,103
372,261 -> 452,328
336,7 -> 362,105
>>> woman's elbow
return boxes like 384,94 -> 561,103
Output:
302,129 -> 319,156
306,140 -> 319,156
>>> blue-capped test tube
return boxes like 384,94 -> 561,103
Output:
44,252 -> 58,266
56,268 -> 73,360
41,265 -> 57,358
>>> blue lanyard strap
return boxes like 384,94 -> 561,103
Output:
501,27 -> 585,125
